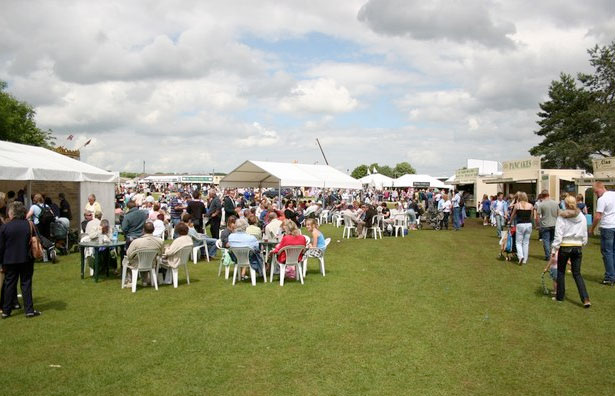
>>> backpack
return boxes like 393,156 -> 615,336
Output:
37,204 -> 56,226
458,194 -> 465,208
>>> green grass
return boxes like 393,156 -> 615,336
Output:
2,219 -> 615,395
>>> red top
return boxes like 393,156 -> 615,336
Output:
272,234 -> 306,263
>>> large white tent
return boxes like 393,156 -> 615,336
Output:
393,174 -> 447,189
220,160 -> 362,189
0,140 -> 118,226
358,173 -> 394,189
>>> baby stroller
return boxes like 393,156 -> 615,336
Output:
50,220 -> 76,256
417,206 -> 443,230
38,233 -> 57,263
498,225 -> 518,261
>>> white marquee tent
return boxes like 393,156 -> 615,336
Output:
358,173 -> 394,189
393,174 -> 447,189
220,160 -> 362,189
0,140 -> 118,225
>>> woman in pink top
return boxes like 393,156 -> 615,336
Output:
270,220 -> 306,263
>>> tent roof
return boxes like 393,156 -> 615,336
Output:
394,174 -> 447,188
358,173 -> 394,188
0,140 -> 118,183
220,160 -> 362,189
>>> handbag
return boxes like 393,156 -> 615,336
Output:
29,221 -> 44,260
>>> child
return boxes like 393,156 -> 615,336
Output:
498,225 -> 517,261
543,251 -> 558,296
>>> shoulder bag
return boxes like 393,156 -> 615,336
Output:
29,221 -> 44,260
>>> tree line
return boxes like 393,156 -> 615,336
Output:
351,162 -> 416,179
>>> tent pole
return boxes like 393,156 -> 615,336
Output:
26,180 -> 33,208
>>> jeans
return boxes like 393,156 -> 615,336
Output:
441,212 -> 449,230
453,207 -> 462,230
495,214 -> 505,238
515,223 -> 532,263
540,227 -> 555,259
556,246 -> 589,302
600,228 -> 615,282
406,209 -> 416,224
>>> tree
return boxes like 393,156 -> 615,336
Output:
530,41 -> 615,171
529,73 -> 600,170
394,162 -> 416,176
0,80 -> 55,147
351,164 -> 368,179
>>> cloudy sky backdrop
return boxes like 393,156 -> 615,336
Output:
1,0 -> 613,175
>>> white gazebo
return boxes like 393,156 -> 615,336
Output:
393,174 -> 447,189
0,140 -> 118,227
358,173 -> 394,189
220,160 -> 362,189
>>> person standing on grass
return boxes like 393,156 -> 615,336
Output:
552,195 -> 591,308
0,202 -> 41,319
438,194 -> 452,230
590,182 -> 615,285
510,192 -> 534,265
481,194 -> 491,226
451,190 -> 463,231
535,190 -> 559,261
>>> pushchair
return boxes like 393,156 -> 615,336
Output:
50,220 -> 78,256
417,206 -> 444,230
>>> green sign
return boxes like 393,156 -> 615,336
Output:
181,176 -> 213,183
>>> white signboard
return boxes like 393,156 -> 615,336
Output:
593,157 -> 615,177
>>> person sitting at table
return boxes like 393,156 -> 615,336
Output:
185,214 -> 218,259
220,215 -> 237,248
264,212 -> 282,240
305,218 -> 326,258
246,215 -> 262,239
122,200 -> 148,248
228,218 -> 262,280
342,204 -> 365,238
148,202 -> 161,221
284,201 -> 300,227
158,222 -> 193,284
269,220 -> 306,278
81,211 -> 93,233
303,201 -> 320,218
122,222 -> 164,287
85,211 -> 103,240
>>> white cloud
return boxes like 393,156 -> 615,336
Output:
235,122 -> 280,147
279,78 -> 358,114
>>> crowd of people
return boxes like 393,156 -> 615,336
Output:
3,180 -> 615,314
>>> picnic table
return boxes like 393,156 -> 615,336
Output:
79,240 -> 126,282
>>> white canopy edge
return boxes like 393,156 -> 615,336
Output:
0,140 -> 118,182
220,160 -> 362,189
393,174 -> 447,189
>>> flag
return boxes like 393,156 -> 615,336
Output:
83,139 -> 91,147
67,134 -> 74,141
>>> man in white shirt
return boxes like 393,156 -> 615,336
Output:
264,212 -> 282,240
493,192 -> 508,238
590,182 -> 615,284
451,191 -> 463,231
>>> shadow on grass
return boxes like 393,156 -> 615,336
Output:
35,299 -> 67,311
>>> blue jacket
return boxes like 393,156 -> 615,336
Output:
121,208 -> 148,239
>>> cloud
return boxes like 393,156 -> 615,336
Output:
358,0 -> 517,49
235,122 -> 280,147
279,78 -> 358,114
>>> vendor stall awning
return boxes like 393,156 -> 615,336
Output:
483,178 -> 536,184
393,174 -> 447,188
220,160 -> 362,189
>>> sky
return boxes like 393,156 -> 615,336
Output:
1,0 -> 614,176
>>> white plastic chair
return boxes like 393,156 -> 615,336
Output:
160,245 -> 192,288
334,213 -> 344,228
393,214 -> 408,238
229,247 -> 257,286
303,238 -> 331,278
342,215 -> 356,239
319,210 -> 330,225
216,239 -> 231,279
121,249 -> 159,293
366,217 -> 383,239
191,237 -> 210,264
270,245 -> 306,286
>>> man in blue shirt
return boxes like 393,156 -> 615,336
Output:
452,191 -> 463,231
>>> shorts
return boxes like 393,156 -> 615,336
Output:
549,267 -> 558,281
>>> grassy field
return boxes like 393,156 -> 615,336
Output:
1,219 -> 614,395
